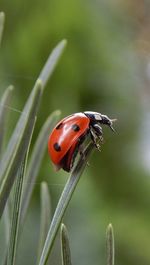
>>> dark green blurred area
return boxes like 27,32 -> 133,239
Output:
1,0 -> 150,264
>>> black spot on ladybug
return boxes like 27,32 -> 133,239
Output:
56,123 -> 63,129
53,143 -> 61,152
72,124 -> 80,132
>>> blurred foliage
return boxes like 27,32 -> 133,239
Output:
0,0 -> 150,265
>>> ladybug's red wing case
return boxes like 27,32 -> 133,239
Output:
48,113 -> 90,170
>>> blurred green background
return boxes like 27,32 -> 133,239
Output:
1,0 -> 150,264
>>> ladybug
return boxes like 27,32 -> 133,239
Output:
48,111 -> 116,172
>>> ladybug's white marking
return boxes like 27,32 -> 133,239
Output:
93,113 -> 102,121
84,111 -> 102,121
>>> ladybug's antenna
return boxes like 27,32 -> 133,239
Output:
109,119 -> 117,132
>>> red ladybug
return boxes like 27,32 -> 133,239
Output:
48,111 -> 116,172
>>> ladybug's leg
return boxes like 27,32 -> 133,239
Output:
78,143 -> 86,159
75,131 -> 88,160
90,124 -> 103,151
92,124 -> 103,141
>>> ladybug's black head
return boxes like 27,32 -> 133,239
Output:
100,114 -> 117,132
84,111 -> 116,132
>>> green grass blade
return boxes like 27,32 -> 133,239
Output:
0,86 -> 14,155
39,40 -> 67,88
61,224 -> 72,265
7,160 -> 26,265
0,81 -> 42,218
0,39 -> 66,217
38,142 -> 94,265
20,110 -> 61,223
7,132 -> 32,265
4,202 -> 10,246
2,202 -> 11,265
0,80 -> 42,184
37,182 -> 51,263
0,40 -> 66,178
106,224 -> 115,265
0,12 -> 5,46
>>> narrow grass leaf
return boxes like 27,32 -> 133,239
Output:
3,202 -> 10,246
7,159 -> 26,265
61,224 -> 72,265
38,142 -> 94,265
0,86 -> 14,155
7,131 -> 33,265
2,202 -> 10,265
37,182 -> 51,263
39,39 -> 67,88
106,224 -> 115,265
0,12 -> 5,46
21,110 -> 61,223
0,40 -> 66,217
0,81 -> 42,218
